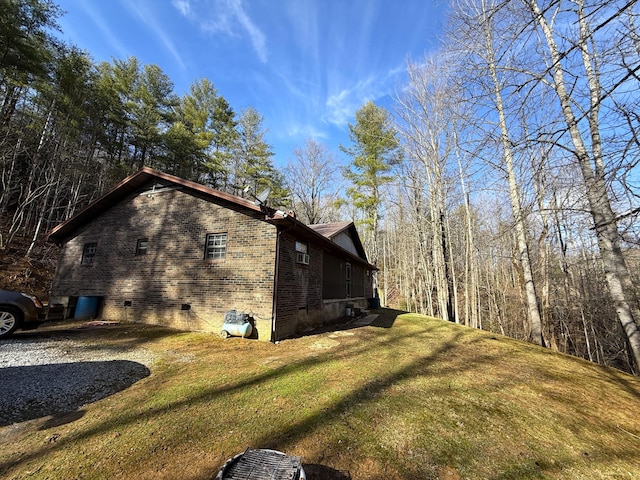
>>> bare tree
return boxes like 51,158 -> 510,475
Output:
521,0 -> 640,371
285,138 -> 339,225
396,57 -> 461,322
448,0 -> 545,345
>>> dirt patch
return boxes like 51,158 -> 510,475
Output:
328,331 -> 356,338
0,239 -> 58,300
261,356 -> 287,369
76,320 -> 120,328
309,338 -> 342,350
438,465 -> 463,479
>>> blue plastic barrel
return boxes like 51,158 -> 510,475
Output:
75,296 -> 100,320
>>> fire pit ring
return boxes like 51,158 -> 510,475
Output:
215,448 -> 307,480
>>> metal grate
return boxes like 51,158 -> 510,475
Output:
218,448 -> 302,480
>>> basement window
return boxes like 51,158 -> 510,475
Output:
81,242 -> 97,265
135,238 -> 148,256
205,233 -> 227,260
295,241 -> 309,265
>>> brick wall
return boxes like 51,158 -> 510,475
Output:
273,232 -> 373,340
272,232 -> 323,339
51,186 -> 277,339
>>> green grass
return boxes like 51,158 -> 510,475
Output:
2,310 -> 640,479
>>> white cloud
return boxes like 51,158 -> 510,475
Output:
171,0 -> 191,16
230,1 -> 267,63
171,0 -> 268,63
324,65 -> 406,127
75,2 -> 130,60
325,76 -> 381,127
123,1 -> 187,71
325,88 -> 356,127
285,123 -> 328,141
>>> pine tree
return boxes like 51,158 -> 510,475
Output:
341,101 -> 401,265
234,107 -> 289,206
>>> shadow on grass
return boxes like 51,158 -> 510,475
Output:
0,322 -> 428,476
11,321 -> 181,349
602,364 -> 640,400
251,329 -> 467,472
368,308 -> 405,328
0,360 -> 150,427
303,463 -> 351,479
3,316 -> 638,479
297,307 -> 406,338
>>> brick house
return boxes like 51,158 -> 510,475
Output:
47,167 -> 376,341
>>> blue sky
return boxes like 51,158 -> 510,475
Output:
54,0 -> 448,168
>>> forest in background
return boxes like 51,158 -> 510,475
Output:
2,0 -> 640,375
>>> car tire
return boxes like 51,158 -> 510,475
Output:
220,330 -> 229,339
0,307 -> 22,339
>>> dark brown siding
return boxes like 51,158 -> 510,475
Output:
321,253 -> 374,300
352,263 -> 366,297
322,253 -> 344,299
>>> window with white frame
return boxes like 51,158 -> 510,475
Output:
295,241 -> 309,264
345,262 -> 352,297
205,233 -> 227,260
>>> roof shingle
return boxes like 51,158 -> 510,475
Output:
308,221 -> 351,239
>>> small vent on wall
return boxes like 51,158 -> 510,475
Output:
139,184 -> 180,197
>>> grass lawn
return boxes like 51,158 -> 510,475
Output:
2,309 -> 640,479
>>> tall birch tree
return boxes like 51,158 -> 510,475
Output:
522,0 -> 640,370
396,57 -> 461,322
449,0 -> 545,345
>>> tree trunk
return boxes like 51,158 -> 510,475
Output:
482,9 -> 545,346
526,0 -> 640,371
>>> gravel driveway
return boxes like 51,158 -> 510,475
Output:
0,323 -> 157,426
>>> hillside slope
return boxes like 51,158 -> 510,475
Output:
0,239 -> 58,300
1,310 -> 640,479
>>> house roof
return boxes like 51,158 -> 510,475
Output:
47,167 -> 376,270
47,167 -> 268,244
266,217 -> 374,269
308,222 -> 368,262
308,221 -> 352,239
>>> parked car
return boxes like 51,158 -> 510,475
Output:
0,289 -> 44,339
